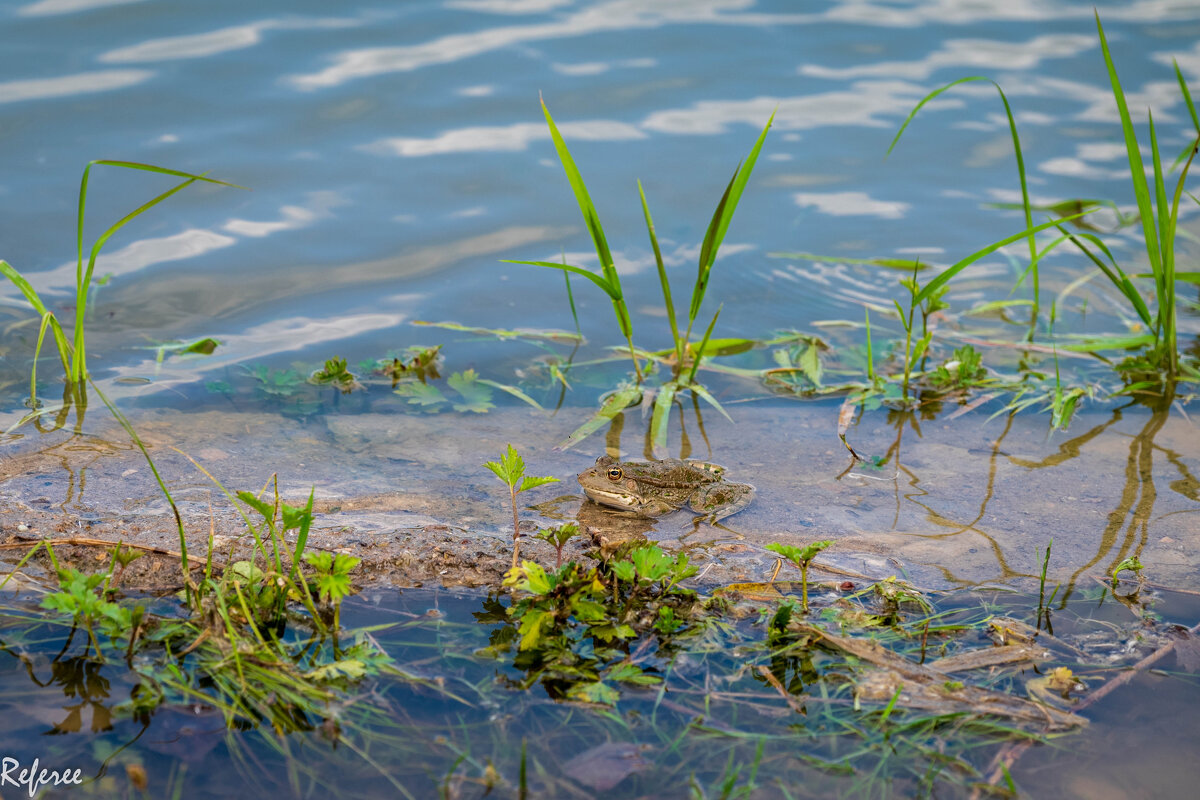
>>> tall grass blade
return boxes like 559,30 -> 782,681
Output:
650,380 -> 678,457
539,98 -> 630,339
913,210 -> 1095,306
501,259 -> 621,299
689,382 -> 733,423
888,77 -> 1037,316
689,111 -> 775,325
556,384 -> 642,450
1095,13 -> 1163,279
91,380 -> 191,597
72,161 -> 243,382
1147,111 -> 1175,367
638,180 -> 680,359
1170,60 -> 1200,170
1056,226 -> 1153,328
0,261 -> 72,371
687,304 -> 723,384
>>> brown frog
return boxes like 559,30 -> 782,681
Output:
576,455 -> 754,521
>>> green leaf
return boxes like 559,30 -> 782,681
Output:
650,381 -> 678,457
690,111 -> 775,323
768,252 -> 928,271
236,491 -> 275,521
517,608 -> 553,651
180,337 -> 220,355
447,369 -> 495,413
556,384 -> 642,450
570,681 -> 619,705
913,210 -> 1095,306
500,260 -> 621,301
477,378 -> 544,410
394,381 -> 447,407
519,475 -> 560,492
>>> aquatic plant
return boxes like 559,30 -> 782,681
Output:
504,98 -> 773,451
484,444 -> 560,570
888,13 -> 1200,379
0,161 -> 239,405
767,540 -> 832,613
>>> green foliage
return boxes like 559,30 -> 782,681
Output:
503,98 -> 774,450
533,522 -> 581,568
0,160 -> 239,405
929,346 -> 986,389
485,445 -> 560,569
492,543 -> 700,704
303,551 -> 362,605
1111,556 -> 1144,589
310,356 -> 361,394
768,540 -> 833,614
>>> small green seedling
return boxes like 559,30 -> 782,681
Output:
534,522 -> 581,568
303,551 -> 362,627
310,356 -> 361,394
767,540 -> 833,614
1111,556 -> 1144,589
484,445 -> 560,570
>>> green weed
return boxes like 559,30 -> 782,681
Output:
0,161 -> 239,404
484,444 -> 560,570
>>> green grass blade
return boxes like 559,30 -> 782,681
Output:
687,304 -> 723,384
74,175 -> 204,379
1170,60 -> 1200,170
0,261 -> 73,370
556,384 -> 642,451
1148,112 -> 1171,306
912,210 -> 1095,306
768,252 -> 928,270
477,378 -> 545,410
689,110 -> 775,323
501,259 -> 621,300
886,76 -> 989,157
91,379 -> 191,594
689,382 -> 734,423
1096,12 -> 1162,278
540,99 -> 615,279
561,257 -> 581,336
1058,226 -> 1153,328
638,180 -> 679,352
650,381 -> 679,457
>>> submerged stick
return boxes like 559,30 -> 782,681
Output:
978,616 -> 1200,792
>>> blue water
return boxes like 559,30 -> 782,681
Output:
1,0 -> 1198,400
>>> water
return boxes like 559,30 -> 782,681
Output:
2,583 -> 1198,799
2,0 -> 1200,797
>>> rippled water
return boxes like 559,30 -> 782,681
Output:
2,2 -> 1200,797
2,0 -> 1199,399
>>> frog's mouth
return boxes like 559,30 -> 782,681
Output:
580,485 -> 640,510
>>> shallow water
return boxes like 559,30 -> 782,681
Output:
2,1 -> 1200,797
1,583 -> 1198,799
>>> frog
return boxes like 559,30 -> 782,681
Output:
576,455 -> 755,521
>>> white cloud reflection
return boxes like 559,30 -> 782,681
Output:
99,17 -> 362,64
222,191 -> 346,238
0,69 -> 152,104
17,0 -> 143,16
793,191 -> 910,220
362,119 -> 644,156
799,34 -> 1094,81
27,229 -> 237,296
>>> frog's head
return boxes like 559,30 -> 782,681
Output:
576,455 -> 643,511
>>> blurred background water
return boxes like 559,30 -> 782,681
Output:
2,0 -> 1199,408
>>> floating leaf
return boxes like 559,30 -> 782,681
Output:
557,384 -> 642,450
447,369 -> 495,413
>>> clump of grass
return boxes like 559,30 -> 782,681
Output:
887,14 -> 1200,380
503,97 -> 774,451
0,161 -> 240,406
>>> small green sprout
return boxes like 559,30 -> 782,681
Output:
484,444 -> 560,570
534,522 -> 581,568
310,356 -> 361,394
1111,556 -> 1144,589
767,540 -> 833,614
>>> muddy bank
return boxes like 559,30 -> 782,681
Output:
0,401 -> 1196,595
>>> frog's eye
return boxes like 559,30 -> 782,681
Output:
606,466 -> 623,481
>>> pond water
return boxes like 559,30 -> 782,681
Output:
1,0 -> 1200,797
